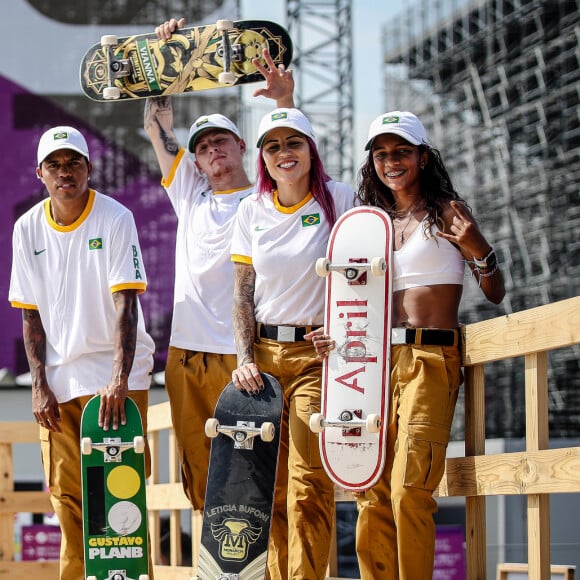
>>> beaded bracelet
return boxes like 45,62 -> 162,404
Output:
475,264 -> 498,287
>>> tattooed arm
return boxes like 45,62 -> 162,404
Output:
144,96 -> 181,178
98,289 -> 138,430
232,263 -> 264,393
23,309 -> 62,433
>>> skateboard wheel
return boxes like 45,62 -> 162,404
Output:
81,437 -> 93,455
205,418 -> 219,438
87,576 -> 97,580
103,86 -> 121,100
100,34 -> 118,47
138,575 -> 150,580
366,413 -> 381,433
260,422 -> 275,442
309,413 -> 325,433
133,435 -> 145,454
218,71 -> 237,85
371,257 -> 386,276
315,257 -> 330,277
216,19 -> 234,31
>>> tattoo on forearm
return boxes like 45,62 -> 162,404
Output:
112,290 -> 138,382
23,308 -> 46,361
144,96 -> 180,156
232,264 -> 257,366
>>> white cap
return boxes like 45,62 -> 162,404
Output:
187,114 -> 241,152
365,111 -> 429,150
256,108 -> 316,148
37,126 -> 89,165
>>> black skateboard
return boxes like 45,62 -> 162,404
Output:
196,373 -> 283,579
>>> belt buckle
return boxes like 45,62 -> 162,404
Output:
391,328 -> 407,345
277,326 -> 296,342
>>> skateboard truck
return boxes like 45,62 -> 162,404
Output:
309,410 -> 381,435
205,418 -> 276,449
81,435 -> 146,461
315,257 -> 386,285
87,570 -> 149,580
100,35 -> 131,100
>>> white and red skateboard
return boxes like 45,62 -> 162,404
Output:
310,206 -> 393,491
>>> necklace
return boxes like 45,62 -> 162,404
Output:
392,200 -> 424,243
397,213 -> 414,243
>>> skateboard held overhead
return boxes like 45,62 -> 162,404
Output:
80,19 -> 293,101
311,206 -> 394,492
81,395 -> 149,580
196,373 -> 283,580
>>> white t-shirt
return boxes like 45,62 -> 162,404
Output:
162,149 -> 253,353
9,190 -> 155,403
231,181 -> 355,326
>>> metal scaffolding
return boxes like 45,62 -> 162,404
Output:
382,0 -> 580,438
286,0 -> 354,184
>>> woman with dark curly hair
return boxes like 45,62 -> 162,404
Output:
313,111 -> 505,579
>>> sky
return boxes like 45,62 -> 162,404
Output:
239,0 -> 408,167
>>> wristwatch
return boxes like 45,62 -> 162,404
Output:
473,248 -> 495,269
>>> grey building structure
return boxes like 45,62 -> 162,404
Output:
382,0 -> 579,440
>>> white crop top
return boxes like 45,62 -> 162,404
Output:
393,218 -> 465,291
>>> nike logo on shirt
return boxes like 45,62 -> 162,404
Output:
34,249 -> 46,256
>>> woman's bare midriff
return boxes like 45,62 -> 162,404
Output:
392,284 -> 463,328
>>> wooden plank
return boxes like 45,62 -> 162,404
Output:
466,496 -> 487,580
0,561 -> 60,577
0,491 -> 52,514
0,442 -> 14,562
152,564 -> 195,579
146,482 -> 191,510
462,296 -> 580,365
147,401 -> 174,431
525,351 -> 550,580
527,494 -> 551,580
436,447 -> 580,497
464,365 -> 487,580
0,423 -> 39,443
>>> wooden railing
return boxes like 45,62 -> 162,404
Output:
0,296 -> 578,579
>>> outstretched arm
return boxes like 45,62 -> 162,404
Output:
252,48 -> 296,108
144,96 -> 181,178
143,17 -> 186,178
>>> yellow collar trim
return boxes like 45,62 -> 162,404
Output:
214,184 -> 253,195
273,190 -> 313,214
45,189 -> 95,232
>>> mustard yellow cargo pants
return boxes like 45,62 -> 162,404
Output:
40,390 -> 151,580
164,347 -> 237,510
254,336 -> 335,580
354,344 -> 462,580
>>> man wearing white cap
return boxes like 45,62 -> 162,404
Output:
143,17 -> 296,516
9,126 -> 155,579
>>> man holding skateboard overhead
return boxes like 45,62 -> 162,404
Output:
143,17 -> 295,516
8,126 -> 155,579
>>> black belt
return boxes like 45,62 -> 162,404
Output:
258,324 -> 313,342
391,327 -> 459,347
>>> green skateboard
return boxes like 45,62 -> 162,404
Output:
80,395 -> 149,580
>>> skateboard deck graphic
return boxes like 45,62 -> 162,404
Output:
80,395 -> 149,580
80,19 -> 293,101
197,373 -> 283,580
310,206 -> 394,492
